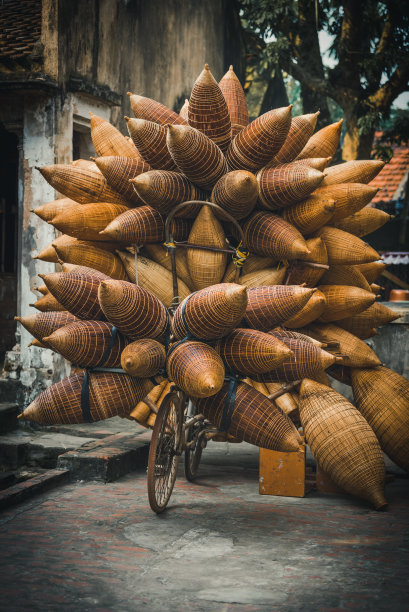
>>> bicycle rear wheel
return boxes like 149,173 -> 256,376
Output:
147,391 -> 184,514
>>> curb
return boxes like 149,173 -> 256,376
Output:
0,469 -> 70,511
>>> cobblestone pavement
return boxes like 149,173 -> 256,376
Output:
0,442 -> 408,612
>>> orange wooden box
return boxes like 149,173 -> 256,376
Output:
259,436 -> 314,497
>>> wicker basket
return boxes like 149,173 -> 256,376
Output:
282,196 -> 335,234
38,165 -> 129,206
257,164 -> 324,210
222,255 -> 277,283
252,337 -> 336,382
32,198 -> 78,222
301,323 -> 381,367
296,119 -> 343,159
243,212 -> 310,259
273,112 -> 319,164
98,279 -> 169,340
226,106 -> 292,172
218,65 -> 249,138
315,227 -> 380,265
239,265 -> 288,288
188,64 -> 231,152
144,244 -> 194,290
171,283 -> 247,340
167,340 -> 225,398
166,124 -> 228,190
20,371 -> 152,424
244,285 -> 315,331
72,159 -> 101,172
127,118 -> 178,171
353,261 -> 386,284
269,328 -> 325,348
211,170 -> 258,220
15,311 -> 78,343
285,237 -> 328,287
179,99 -> 189,122
45,320 -> 129,368
101,205 -> 191,244
321,160 -> 385,186
130,380 -> 168,425
35,236 -> 124,263
214,328 -> 293,375
299,379 -> 386,509
337,302 -> 400,338
319,265 -> 371,292
94,156 -> 150,205
194,381 -> 301,451
312,184 -> 379,222
128,93 -> 187,126
60,264 -> 112,279
317,285 -> 375,323
351,366 -> 409,473
29,292 -> 66,313
40,271 -> 108,320
330,208 -> 392,237
53,243 -> 127,281
187,205 -> 228,290
117,252 -> 191,308
131,170 -> 205,218
90,113 -> 140,159
284,290 -> 326,328
121,339 -> 166,378
50,203 -> 128,242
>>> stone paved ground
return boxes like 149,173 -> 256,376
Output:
0,442 -> 408,612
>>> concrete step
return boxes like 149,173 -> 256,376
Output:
0,469 -> 70,511
0,403 -> 19,433
57,432 -> 150,482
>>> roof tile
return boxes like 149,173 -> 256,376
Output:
0,0 -> 42,60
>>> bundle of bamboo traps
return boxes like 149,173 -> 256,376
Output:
17,63 -> 408,510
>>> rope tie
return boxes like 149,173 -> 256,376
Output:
232,241 -> 249,268
220,372 -> 242,433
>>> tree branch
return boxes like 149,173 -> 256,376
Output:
285,59 -> 330,97
368,55 -> 409,112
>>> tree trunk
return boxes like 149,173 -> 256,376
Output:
259,65 -> 289,115
342,112 -> 375,160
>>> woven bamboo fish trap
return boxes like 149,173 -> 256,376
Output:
179,99 -> 189,121
32,198 -> 78,222
15,311 -> 78,343
331,208 -> 392,237
89,113 -> 140,159
188,64 -> 231,152
166,124 -> 228,190
117,252 -> 191,308
144,244 -> 194,291
218,65 -> 249,138
214,328 -> 293,375
40,272 -> 107,320
351,366 -> 409,473
60,263 -> 111,279
54,243 -> 127,281
299,379 -> 386,509
239,265 -> 288,289
370,283 -> 381,294
252,337 -> 336,383
72,159 -> 101,172
285,237 -> 328,287
38,165 -> 129,206
225,106 -> 292,172
262,382 -> 300,417
131,170 -> 205,218
317,285 -> 375,323
167,340 -> 225,398
171,283 -> 247,340
294,157 -> 333,171
243,212 -> 310,259
296,119 -> 343,159
321,160 -> 385,186
35,236 -> 124,263
282,196 -> 335,235
32,284 -> 48,295
313,184 -> 379,222
29,293 -> 66,312
20,371 -> 153,425
269,328 -> 326,348
302,323 -> 381,368
128,93 -> 187,126
98,279 -> 169,340
337,302 -> 400,338
45,320 -> 129,368
315,227 -> 380,265
194,381 -> 301,451
127,118 -> 178,171
94,156 -> 150,205
353,261 -> 386,284
258,164 -> 324,211
319,265 -> 372,292
273,112 -> 319,164
211,170 -> 258,220
244,285 -> 316,331
187,205 -> 228,290
222,255 -> 277,283
130,380 -> 168,425
284,290 -> 327,328
28,339 -> 48,349
50,203 -> 128,242
121,339 -> 166,378
101,205 -> 191,244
